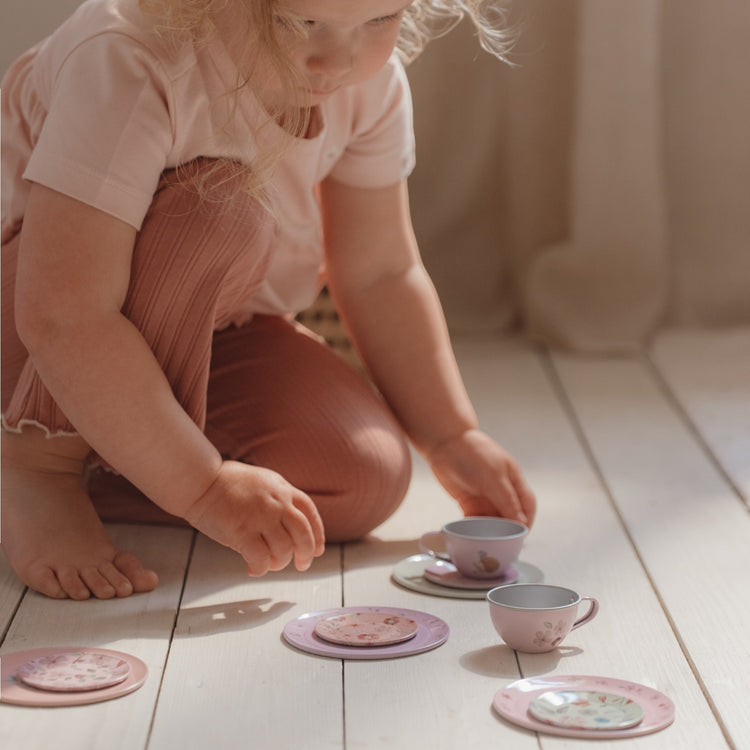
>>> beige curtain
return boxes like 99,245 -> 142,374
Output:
4,0 -> 749,354
408,0 -> 750,352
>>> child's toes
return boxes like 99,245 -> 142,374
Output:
113,551 -> 158,593
80,565 -> 118,599
97,560 -> 133,598
56,565 -> 93,600
26,562 -> 67,600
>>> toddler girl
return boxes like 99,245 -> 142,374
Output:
1,0 -> 536,600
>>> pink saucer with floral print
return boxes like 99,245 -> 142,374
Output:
314,612 -> 419,647
493,675 -> 675,739
17,651 -> 131,692
529,690 -> 645,730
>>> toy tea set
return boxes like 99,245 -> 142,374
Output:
0,516 -> 675,737
284,515 -> 675,739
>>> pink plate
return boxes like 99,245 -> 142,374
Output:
284,606 -> 449,660
314,612 -> 419,647
424,560 -> 519,590
1,647 -> 148,707
18,651 -> 131,692
493,675 -> 675,739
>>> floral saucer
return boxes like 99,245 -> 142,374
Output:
314,612 -> 419,647
493,675 -> 675,739
529,690 -> 645,730
1,647 -> 148,707
17,650 -> 131,692
283,606 -> 449,660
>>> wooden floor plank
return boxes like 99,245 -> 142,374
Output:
649,327 -> 750,506
148,534 -> 345,750
551,348 -> 749,749
0,549 -> 25,638
341,453 -> 533,750
0,524 -> 193,750
1,335 -> 743,750
342,339 -> 724,749
460,340 -> 725,749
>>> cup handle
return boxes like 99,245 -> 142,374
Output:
419,531 -> 450,560
571,596 -> 599,630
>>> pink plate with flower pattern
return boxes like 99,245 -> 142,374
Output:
1,647 -> 148,707
314,612 -> 419,647
493,675 -> 675,739
529,690 -> 645,730
17,650 -> 131,692
283,606 -> 449,660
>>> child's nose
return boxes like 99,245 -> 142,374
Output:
306,39 -> 354,78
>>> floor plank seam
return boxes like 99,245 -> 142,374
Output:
644,349 -> 748,509
0,588 -> 26,647
341,660 -> 348,750
340,544 -> 346,608
542,349 -> 736,748
144,529 -> 198,750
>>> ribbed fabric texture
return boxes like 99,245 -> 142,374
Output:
2,160 -> 411,540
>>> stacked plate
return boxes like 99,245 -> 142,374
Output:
392,554 -> 544,599
283,606 -> 449,659
1,647 -> 148,707
493,675 -> 675,739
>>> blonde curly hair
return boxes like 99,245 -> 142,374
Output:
139,0 -> 516,202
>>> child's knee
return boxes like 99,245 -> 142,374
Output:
313,427 -> 412,542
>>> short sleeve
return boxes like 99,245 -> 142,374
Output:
327,56 -> 415,188
23,33 -> 174,229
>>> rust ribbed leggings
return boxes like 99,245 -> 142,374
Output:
2,163 -> 411,541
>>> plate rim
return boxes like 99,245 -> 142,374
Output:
283,605 -> 449,660
493,674 -> 675,740
1,646 -> 149,707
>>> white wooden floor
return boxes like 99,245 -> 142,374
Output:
1,327 -> 748,750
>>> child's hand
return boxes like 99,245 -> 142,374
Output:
184,461 -> 326,576
426,429 -> 536,527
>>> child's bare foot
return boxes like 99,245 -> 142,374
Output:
1,429 -> 159,600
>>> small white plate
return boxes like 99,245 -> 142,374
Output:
18,651 -> 131,692
529,689 -> 645,730
314,612 -> 419,647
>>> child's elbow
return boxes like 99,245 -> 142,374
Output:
14,295 -> 61,356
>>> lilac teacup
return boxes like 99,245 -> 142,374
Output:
487,583 -> 599,653
419,517 -> 528,580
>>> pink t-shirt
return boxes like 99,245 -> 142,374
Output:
1,0 -> 416,317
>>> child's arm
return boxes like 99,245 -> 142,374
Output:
320,177 -> 536,526
14,184 -> 324,571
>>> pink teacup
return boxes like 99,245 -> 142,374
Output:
487,583 -> 599,653
420,517 -> 528,580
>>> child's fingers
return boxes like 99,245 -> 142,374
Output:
516,481 -> 537,528
508,463 -> 537,527
244,536 -> 273,577
462,480 -> 529,526
283,494 -> 325,571
262,525 -> 296,572
293,492 -> 326,557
